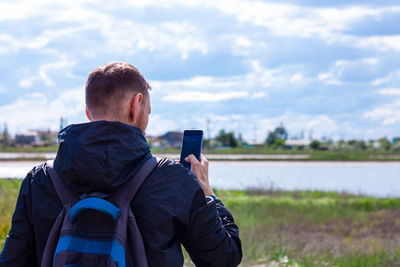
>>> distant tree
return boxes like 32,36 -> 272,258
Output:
367,140 -> 376,150
347,139 -> 367,151
38,129 -> 56,144
146,139 -> 153,148
275,124 -> 288,140
394,139 -> 400,152
238,133 -> 244,147
310,140 -> 321,150
2,123 -> 11,148
266,131 -> 276,146
227,132 -> 238,148
347,140 -> 357,146
203,138 -> 211,149
378,138 -> 392,151
338,139 -> 345,150
265,124 -> 288,146
359,140 -> 367,150
272,138 -> 285,149
215,129 -> 238,148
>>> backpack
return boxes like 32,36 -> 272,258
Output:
41,156 -> 158,267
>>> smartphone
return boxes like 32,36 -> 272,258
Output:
180,130 -> 203,170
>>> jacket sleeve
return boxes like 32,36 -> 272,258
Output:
0,175 -> 37,266
179,189 -> 242,267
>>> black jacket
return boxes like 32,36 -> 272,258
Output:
0,121 -> 242,266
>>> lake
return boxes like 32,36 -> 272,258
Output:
1,160 -> 399,198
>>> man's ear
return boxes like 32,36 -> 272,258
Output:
129,93 -> 143,123
85,106 -> 92,121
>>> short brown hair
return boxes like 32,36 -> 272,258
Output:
85,62 -> 150,118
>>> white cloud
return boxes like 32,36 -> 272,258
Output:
0,87 -> 85,133
151,60 -> 304,103
318,57 -> 379,85
0,27 -> 86,55
0,34 -> 20,54
162,91 -> 248,102
355,35 -> 400,52
251,92 -> 265,99
146,114 -> 180,136
335,57 -> 379,67
0,1 -> 43,20
377,88 -> 400,96
317,71 -> 342,85
208,2 -> 400,53
364,100 -> 400,125
0,0 -> 208,60
2,0 -> 400,56
214,34 -> 265,56
372,70 -> 400,86
207,1 -> 400,44
0,1 -> 209,59
18,77 -> 35,88
39,57 -> 76,86
290,73 -> 304,83
97,20 -> 208,59
235,36 -> 252,47
18,56 -> 76,87
152,76 -> 240,90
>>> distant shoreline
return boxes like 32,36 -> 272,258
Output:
2,158 -> 400,166
1,151 -> 400,162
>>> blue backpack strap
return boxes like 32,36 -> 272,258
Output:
54,237 -> 125,267
70,197 -> 120,223
46,160 -> 78,206
112,156 -> 158,202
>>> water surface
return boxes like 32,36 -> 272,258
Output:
1,160 -> 399,198
210,161 -> 400,198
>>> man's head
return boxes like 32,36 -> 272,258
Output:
85,62 -> 151,135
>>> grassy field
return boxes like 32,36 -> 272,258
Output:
0,179 -> 21,249
210,190 -> 400,266
0,145 -> 59,153
1,180 -> 400,266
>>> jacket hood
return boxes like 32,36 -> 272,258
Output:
54,121 -> 151,193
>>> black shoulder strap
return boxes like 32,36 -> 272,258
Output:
112,156 -> 158,202
46,160 -> 78,206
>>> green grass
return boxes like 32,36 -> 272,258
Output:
0,145 -> 59,153
0,179 -> 22,248
1,180 -> 400,266
212,190 -> 400,266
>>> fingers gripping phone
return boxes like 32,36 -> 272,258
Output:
180,130 -> 203,170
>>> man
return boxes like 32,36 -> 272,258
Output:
0,62 -> 242,266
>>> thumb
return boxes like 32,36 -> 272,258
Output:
185,154 -> 198,164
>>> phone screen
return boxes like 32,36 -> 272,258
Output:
180,130 -> 203,170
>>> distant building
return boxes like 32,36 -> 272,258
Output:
37,130 -> 58,145
160,131 -> 183,148
15,131 -> 42,147
285,139 -> 311,150
146,135 -> 162,149
393,137 -> 400,144
372,141 -> 381,149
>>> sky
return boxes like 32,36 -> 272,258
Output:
0,0 -> 400,143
